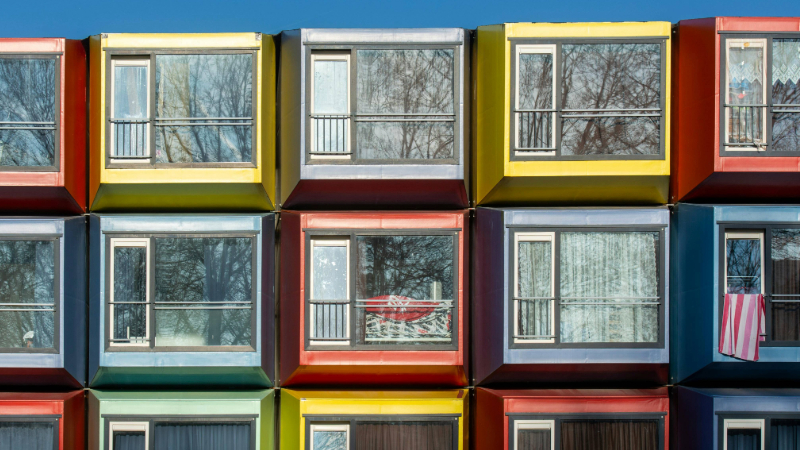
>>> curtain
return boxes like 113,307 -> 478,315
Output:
0,421 -> 54,450
113,432 -> 145,450
727,429 -> 760,450
772,419 -> 800,450
560,420 -> 658,450
517,241 -> 552,340
355,422 -> 452,450
771,229 -> 800,341
559,232 -> 659,343
154,422 -> 249,450
518,429 -> 551,450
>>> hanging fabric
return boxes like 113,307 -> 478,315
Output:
719,293 -> 766,361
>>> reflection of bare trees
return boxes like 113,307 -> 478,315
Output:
356,50 -> 454,160
726,238 -> 761,294
772,40 -> 800,152
154,238 -> 252,346
0,241 -> 55,349
0,58 -> 56,166
517,53 -> 554,148
155,54 -> 252,163
770,229 -> 800,340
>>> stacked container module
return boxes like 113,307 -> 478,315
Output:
278,28 -> 471,449
671,17 -> 800,450
473,20 -> 673,450
86,32 -> 277,450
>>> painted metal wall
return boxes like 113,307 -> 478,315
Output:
0,217 -> 86,388
474,207 -> 670,385
88,214 -> 274,388
0,392 -> 85,450
279,28 -> 469,208
0,38 -> 86,213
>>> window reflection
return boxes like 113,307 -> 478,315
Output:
726,236 -> 762,295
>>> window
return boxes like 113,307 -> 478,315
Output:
0,238 -> 57,351
512,40 -> 665,159
0,55 -> 58,168
307,231 -> 457,349
107,234 -> 255,350
512,229 -> 663,347
107,419 -> 252,450
725,231 -> 763,295
722,36 -> 800,154
510,415 -> 662,450
307,418 -> 457,450
108,51 -> 255,166
308,46 -> 458,163
0,417 -> 59,450
723,419 -> 764,450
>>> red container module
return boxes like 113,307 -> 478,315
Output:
0,39 -> 86,213
279,210 -> 468,387
672,17 -> 800,202
474,388 -> 669,450
0,391 -> 84,450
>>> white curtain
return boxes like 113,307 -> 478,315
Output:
517,241 -> 552,339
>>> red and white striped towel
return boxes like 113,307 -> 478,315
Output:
719,293 -> 766,362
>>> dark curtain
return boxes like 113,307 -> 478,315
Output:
772,258 -> 800,341
518,429 -> 551,450
560,420 -> 658,450
154,422 -> 250,450
0,422 -> 54,450
771,419 -> 800,450
113,432 -> 145,450
355,422 -> 452,450
727,429 -> 760,450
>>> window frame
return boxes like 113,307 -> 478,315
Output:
719,33 -> 800,156
103,415 -> 257,450
512,232 -> 556,344
304,43 -> 462,166
508,226 -> 666,349
103,232 -> 259,353
714,413 -> 800,450
309,423 -> 350,450
508,413 -> 665,450
0,234 -> 61,354
109,57 -> 151,165
0,52 -> 61,173
304,414 -> 461,450
108,421 -> 149,450
104,48 -> 259,169
108,238 -> 151,348
0,414 -> 61,450
718,223 -> 800,347
513,419 -> 556,450
303,228 -> 460,351
509,37 -> 668,161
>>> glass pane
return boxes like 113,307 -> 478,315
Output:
561,420 -> 658,450
0,421 -> 54,450
726,236 -> 762,294
311,243 -> 348,340
772,39 -> 800,105
154,422 -> 249,450
727,429 -> 761,450
772,229 -> 800,341
0,240 -> 55,349
113,247 -> 147,343
771,419 -> 800,450
154,237 -> 252,347
561,43 -> 661,110
517,241 -> 552,340
314,60 -> 348,114
0,58 -> 56,167
113,431 -> 145,450
519,52 -> 554,110
772,112 -> 800,152
155,54 -> 252,163
355,422 -> 452,450
356,121 -> 454,160
113,65 -> 148,119
727,42 -> 765,146
518,429 -> 551,450
313,430 -> 347,450
560,232 -> 660,343
356,49 -> 454,115
355,235 -> 454,345
561,117 -> 660,156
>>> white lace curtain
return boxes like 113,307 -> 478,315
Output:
773,40 -> 800,86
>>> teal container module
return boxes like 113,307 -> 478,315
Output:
88,214 -> 275,388
672,204 -> 800,384
88,390 -> 274,450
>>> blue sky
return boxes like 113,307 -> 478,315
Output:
0,0 -> 793,39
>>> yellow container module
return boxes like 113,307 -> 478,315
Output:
88,33 -> 276,211
280,390 -> 468,450
474,22 -> 671,205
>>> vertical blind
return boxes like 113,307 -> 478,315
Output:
112,431 -> 145,450
518,429 -> 551,450
771,419 -> 800,450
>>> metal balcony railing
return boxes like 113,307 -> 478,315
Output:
110,119 -> 149,158
513,297 -> 554,340
516,111 -> 554,150
309,298 -> 349,341
725,105 -> 767,148
310,115 -> 350,155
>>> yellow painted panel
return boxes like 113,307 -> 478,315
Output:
103,33 -> 262,49
507,159 -> 669,177
103,168 -> 261,184
506,21 -> 672,38
260,35 -> 277,207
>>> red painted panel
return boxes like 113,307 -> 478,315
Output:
718,17 -> 800,32
279,211 -> 302,386
0,391 -> 83,450
283,179 -> 468,209
63,39 -> 87,212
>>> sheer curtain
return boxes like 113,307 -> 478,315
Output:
517,241 -> 552,340
771,419 -> 800,450
518,429 -> 551,450
355,422 -> 452,450
560,420 -> 658,450
727,429 -> 761,450
154,422 -> 249,450
560,232 -> 659,343
0,421 -> 54,450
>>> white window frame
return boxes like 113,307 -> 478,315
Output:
514,420 -> 555,450
309,238 -> 351,345
724,231 -> 765,295
309,53 -> 351,160
309,423 -> 350,450
723,418 -> 764,450
109,421 -> 149,450
109,238 -> 151,347
515,44 -> 557,156
110,57 -> 151,163
724,38 -> 768,152
513,232 -> 556,344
